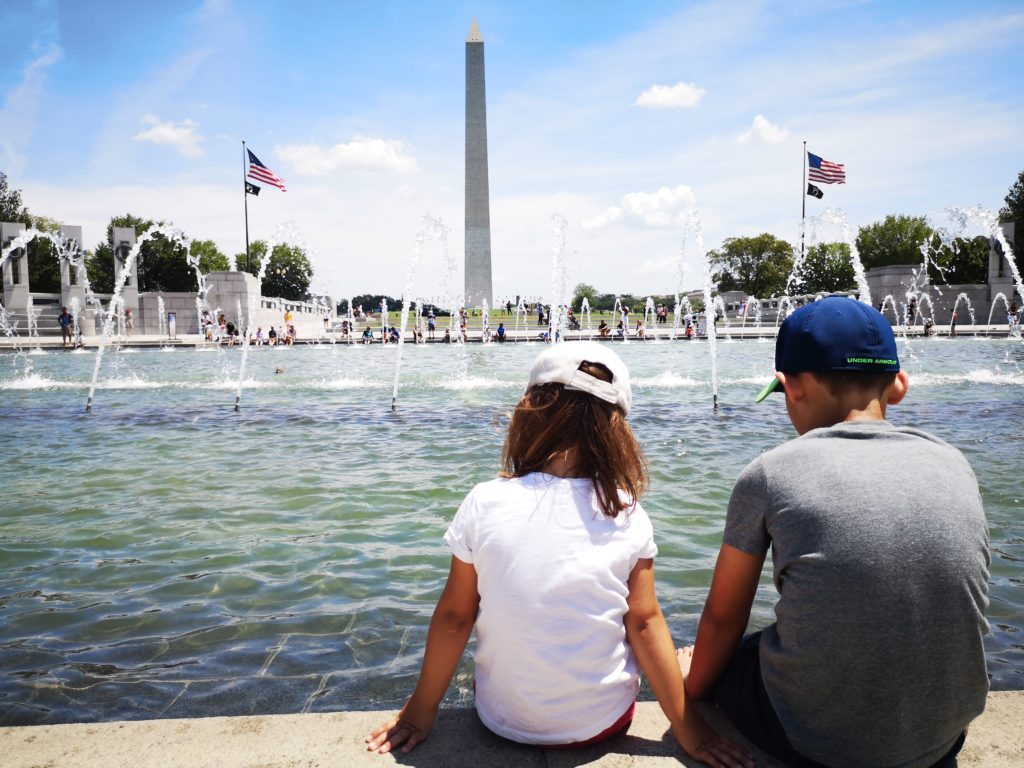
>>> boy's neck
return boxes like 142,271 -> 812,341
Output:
816,399 -> 888,430
789,373 -> 891,433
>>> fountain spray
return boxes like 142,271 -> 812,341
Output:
86,224 -> 186,412
234,222 -> 306,412
391,215 -> 448,412
547,214 -> 572,343
688,214 -> 720,410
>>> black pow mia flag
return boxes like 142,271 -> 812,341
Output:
245,181 -> 261,196
807,183 -> 824,199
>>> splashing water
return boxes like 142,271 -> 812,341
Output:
685,212 -> 720,409
391,215 -> 451,411
612,296 -> 628,344
796,208 -> 873,305
643,297 -> 657,342
480,298 -> 491,343
513,295 -> 528,341
938,206 -> 1022,301
86,223 -> 188,412
547,214 -> 573,343
950,293 -> 977,336
579,296 -> 592,340
672,226 -> 694,340
234,222 -> 307,411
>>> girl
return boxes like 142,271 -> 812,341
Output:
366,342 -> 751,767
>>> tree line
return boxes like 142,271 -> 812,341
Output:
4,169 -> 1022,307
577,170 -> 1023,306
0,174 -> 313,301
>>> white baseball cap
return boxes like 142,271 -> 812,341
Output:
526,341 -> 632,415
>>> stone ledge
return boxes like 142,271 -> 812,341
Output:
1,693 -> 1021,768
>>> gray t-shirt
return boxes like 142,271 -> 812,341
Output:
724,420 -> 989,768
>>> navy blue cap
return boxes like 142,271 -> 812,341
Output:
755,296 -> 900,402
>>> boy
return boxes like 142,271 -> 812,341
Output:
684,297 -> 989,768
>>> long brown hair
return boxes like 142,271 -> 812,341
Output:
500,362 -> 648,517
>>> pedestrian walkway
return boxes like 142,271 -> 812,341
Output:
1,693 -> 1021,768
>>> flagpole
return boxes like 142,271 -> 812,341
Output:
801,140 -> 807,261
242,140 -> 251,273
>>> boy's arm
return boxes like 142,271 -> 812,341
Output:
625,559 -> 754,768
366,556 -> 479,754
685,544 -> 765,701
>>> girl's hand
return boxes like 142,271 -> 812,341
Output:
365,699 -> 438,755
673,716 -> 757,768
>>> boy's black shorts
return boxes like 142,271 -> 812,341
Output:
713,632 -> 966,768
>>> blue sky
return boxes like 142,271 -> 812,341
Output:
3,0 -> 1022,300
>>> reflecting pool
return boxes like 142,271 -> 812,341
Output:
1,337 -> 1022,724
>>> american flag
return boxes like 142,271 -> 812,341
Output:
807,152 -> 845,184
247,149 -> 287,191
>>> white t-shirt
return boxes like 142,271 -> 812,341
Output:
444,473 -> 657,744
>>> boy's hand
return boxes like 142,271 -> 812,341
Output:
365,698 -> 437,755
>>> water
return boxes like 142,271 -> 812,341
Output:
1,339 -> 1022,726
547,213 -> 572,342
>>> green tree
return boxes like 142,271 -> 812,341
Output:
708,233 -> 794,298
235,240 -> 312,301
235,240 -> 267,277
999,169 -> 1023,275
0,172 -> 29,223
855,215 -> 932,269
349,294 -> 401,314
796,242 -> 856,294
26,215 -> 62,293
571,282 -> 598,311
86,214 -> 192,294
0,173 -> 50,291
190,239 -> 229,273
927,236 -> 989,285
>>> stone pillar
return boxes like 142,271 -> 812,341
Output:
112,226 -> 140,313
464,19 -> 493,309
206,270 -> 261,329
59,225 -> 86,305
1,221 -> 29,312
59,224 -> 96,336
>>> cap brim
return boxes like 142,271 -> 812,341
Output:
754,376 -> 782,403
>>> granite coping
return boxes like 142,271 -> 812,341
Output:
1,325 -> 1020,351
2,692 -> 1021,768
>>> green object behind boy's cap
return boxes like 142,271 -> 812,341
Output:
756,296 -> 900,403
754,376 -> 782,403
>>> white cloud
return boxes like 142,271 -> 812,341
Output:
635,82 -> 705,109
585,185 -> 696,229
736,114 -> 790,144
0,43 -> 64,175
582,207 -> 623,230
133,114 -> 205,157
276,137 -> 419,175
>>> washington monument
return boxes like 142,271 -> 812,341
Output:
464,19 -> 493,308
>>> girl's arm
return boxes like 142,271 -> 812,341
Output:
366,556 -> 480,755
684,544 -> 764,701
625,558 -> 754,768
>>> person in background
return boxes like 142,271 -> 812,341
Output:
58,306 -> 73,347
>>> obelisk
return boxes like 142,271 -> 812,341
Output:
464,18 -> 493,309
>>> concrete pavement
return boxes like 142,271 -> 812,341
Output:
2,692 -> 1021,768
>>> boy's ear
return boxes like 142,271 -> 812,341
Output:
887,370 -> 909,405
776,371 -> 803,402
